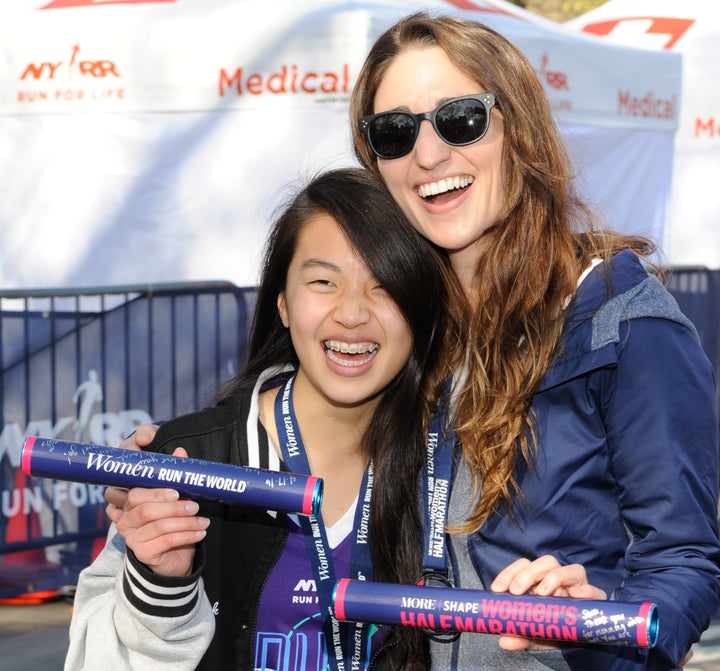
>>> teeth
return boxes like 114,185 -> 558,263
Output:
324,340 -> 379,354
326,349 -> 378,367
418,175 -> 474,199
324,340 -> 380,367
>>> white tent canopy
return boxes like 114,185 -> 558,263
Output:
0,0 -> 681,289
566,0 -> 720,269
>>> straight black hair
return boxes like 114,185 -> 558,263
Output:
220,170 -> 448,657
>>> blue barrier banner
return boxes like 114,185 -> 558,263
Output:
0,283 -> 253,598
1,270 -> 717,599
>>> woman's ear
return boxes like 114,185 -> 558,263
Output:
277,292 -> 289,328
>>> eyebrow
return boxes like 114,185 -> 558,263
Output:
380,96 -> 459,114
298,258 -> 342,273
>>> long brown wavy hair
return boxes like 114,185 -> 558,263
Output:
351,12 -> 656,533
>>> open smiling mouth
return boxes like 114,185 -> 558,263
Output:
324,340 -> 379,367
418,176 -> 474,202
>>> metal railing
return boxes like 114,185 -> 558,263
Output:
0,281 -> 255,596
0,269 -> 717,596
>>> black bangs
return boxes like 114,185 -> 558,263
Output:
305,169 -> 443,335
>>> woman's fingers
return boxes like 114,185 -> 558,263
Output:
491,555 -> 607,652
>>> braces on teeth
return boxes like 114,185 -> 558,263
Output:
324,340 -> 379,355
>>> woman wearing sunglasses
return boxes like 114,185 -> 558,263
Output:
351,11 -> 720,671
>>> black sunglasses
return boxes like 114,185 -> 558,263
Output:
358,93 -> 496,160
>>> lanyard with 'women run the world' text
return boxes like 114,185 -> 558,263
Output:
274,375 -> 374,671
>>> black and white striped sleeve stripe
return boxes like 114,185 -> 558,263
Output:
122,546 -> 205,618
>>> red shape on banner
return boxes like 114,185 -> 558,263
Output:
440,0 -> 523,19
0,589 -> 60,605
581,17 -> 695,50
40,0 -> 175,9
0,469 -> 61,600
2,469 -> 46,567
90,504 -> 107,562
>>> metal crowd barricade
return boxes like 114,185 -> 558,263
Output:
666,267 -> 720,427
666,267 -> 720,381
0,270 -> 717,598
0,281 -> 255,597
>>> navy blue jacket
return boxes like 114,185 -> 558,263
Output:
468,251 -> 720,670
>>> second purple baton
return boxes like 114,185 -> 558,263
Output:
22,436 -> 323,516
333,579 -> 659,648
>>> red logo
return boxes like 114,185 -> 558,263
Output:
582,17 -> 695,50
440,0 -> 522,18
218,64 -> 350,98
16,44 -> 124,104
537,53 -> 569,91
40,0 -> 174,8
20,44 -> 120,81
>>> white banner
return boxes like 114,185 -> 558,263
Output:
566,0 -> 720,268
0,0 -> 682,290
0,0 -> 680,130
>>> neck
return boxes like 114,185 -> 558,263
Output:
447,241 -> 486,308
450,259 -> 479,309
297,375 -> 376,457
259,375 -> 373,525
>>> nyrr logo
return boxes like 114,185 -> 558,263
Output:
536,52 -> 569,91
0,370 -> 151,466
292,579 -> 318,604
581,17 -> 695,50
20,44 -> 120,81
535,52 -> 571,113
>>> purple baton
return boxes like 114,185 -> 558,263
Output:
333,578 -> 659,648
22,436 -> 322,516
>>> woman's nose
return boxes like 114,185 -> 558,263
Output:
333,289 -> 371,328
414,119 -> 452,168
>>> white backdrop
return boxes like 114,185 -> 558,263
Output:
0,0 -> 682,290
567,0 -> 720,269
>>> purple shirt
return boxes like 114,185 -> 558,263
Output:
255,509 -> 389,671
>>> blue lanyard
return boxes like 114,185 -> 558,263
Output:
422,391 -> 455,579
274,375 -> 374,671
420,390 -> 459,643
